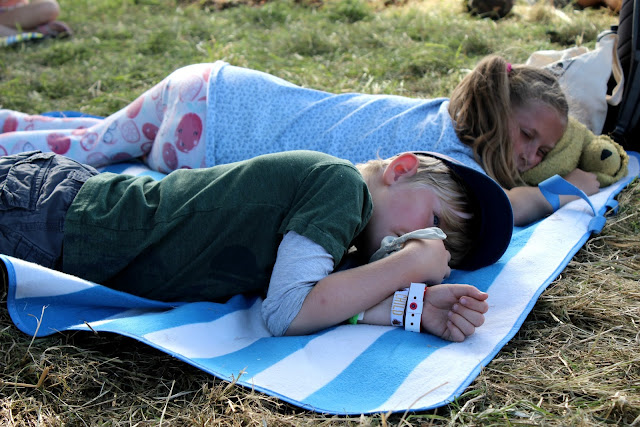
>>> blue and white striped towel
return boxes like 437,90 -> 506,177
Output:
4,153 -> 639,415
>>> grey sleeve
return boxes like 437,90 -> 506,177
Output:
262,231 -> 334,336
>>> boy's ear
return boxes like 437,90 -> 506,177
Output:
382,152 -> 420,185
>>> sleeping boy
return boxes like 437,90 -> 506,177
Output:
0,149 -> 512,341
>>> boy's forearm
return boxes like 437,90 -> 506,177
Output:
284,250 -> 426,336
360,295 -> 394,326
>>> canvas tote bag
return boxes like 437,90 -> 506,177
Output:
526,30 -> 624,135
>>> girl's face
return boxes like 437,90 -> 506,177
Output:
510,101 -> 567,172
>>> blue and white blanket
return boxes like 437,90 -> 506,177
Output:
4,153 -> 639,415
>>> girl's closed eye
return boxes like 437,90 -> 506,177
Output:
537,147 -> 551,158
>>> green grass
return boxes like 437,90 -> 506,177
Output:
2,0 -> 638,425
0,0 -> 616,112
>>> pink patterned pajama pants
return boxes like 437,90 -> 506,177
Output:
0,63 -> 213,172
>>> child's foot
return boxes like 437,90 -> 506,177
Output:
36,21 -> 72,39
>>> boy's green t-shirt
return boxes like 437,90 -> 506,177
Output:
62,151 -> 373,302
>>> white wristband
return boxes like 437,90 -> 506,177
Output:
404,283 -> 426,332
390,288 -> 409,326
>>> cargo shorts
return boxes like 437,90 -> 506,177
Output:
0,151 -> 99,269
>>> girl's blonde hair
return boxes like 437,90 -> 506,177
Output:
359,155 -> 473,267
448,55 -> 569,189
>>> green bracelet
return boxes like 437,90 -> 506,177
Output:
348,311 -> 365,325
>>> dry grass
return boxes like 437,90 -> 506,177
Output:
466,181 -> 640,426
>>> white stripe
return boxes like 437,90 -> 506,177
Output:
12,257 -> 97,299
142,298 -> 270,359
73,308 -> 169,329
250,325 -> 389,400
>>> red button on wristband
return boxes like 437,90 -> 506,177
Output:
404,283 -> 426,333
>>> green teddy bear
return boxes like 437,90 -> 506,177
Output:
521,117 -> 629,187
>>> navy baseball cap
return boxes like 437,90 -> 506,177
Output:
414,151 -> 513,270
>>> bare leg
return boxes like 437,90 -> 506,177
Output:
575,0 -> 622,10
0,23 -> 16,36
604,0 -> 622,11
0,0 -> 60,34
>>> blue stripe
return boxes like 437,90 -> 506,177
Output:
41,111 -> 104,119
83,296 -> 256,336
101,162 -> 167,181
10,288 -> 173,337
447,221 -> 539,292
302,328 -> 446,413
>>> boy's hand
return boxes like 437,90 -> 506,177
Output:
400,239 -> 451,284
420,284 -> 488,342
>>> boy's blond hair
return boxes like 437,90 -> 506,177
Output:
359,155 -> 473,267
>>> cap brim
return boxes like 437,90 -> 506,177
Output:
414,151 -> 513,270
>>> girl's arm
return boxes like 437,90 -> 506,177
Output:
285,238 -> 451,336
506,168 -> 600,226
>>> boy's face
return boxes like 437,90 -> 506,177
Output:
361,181 -> 444,259
510,101 -> 567,172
